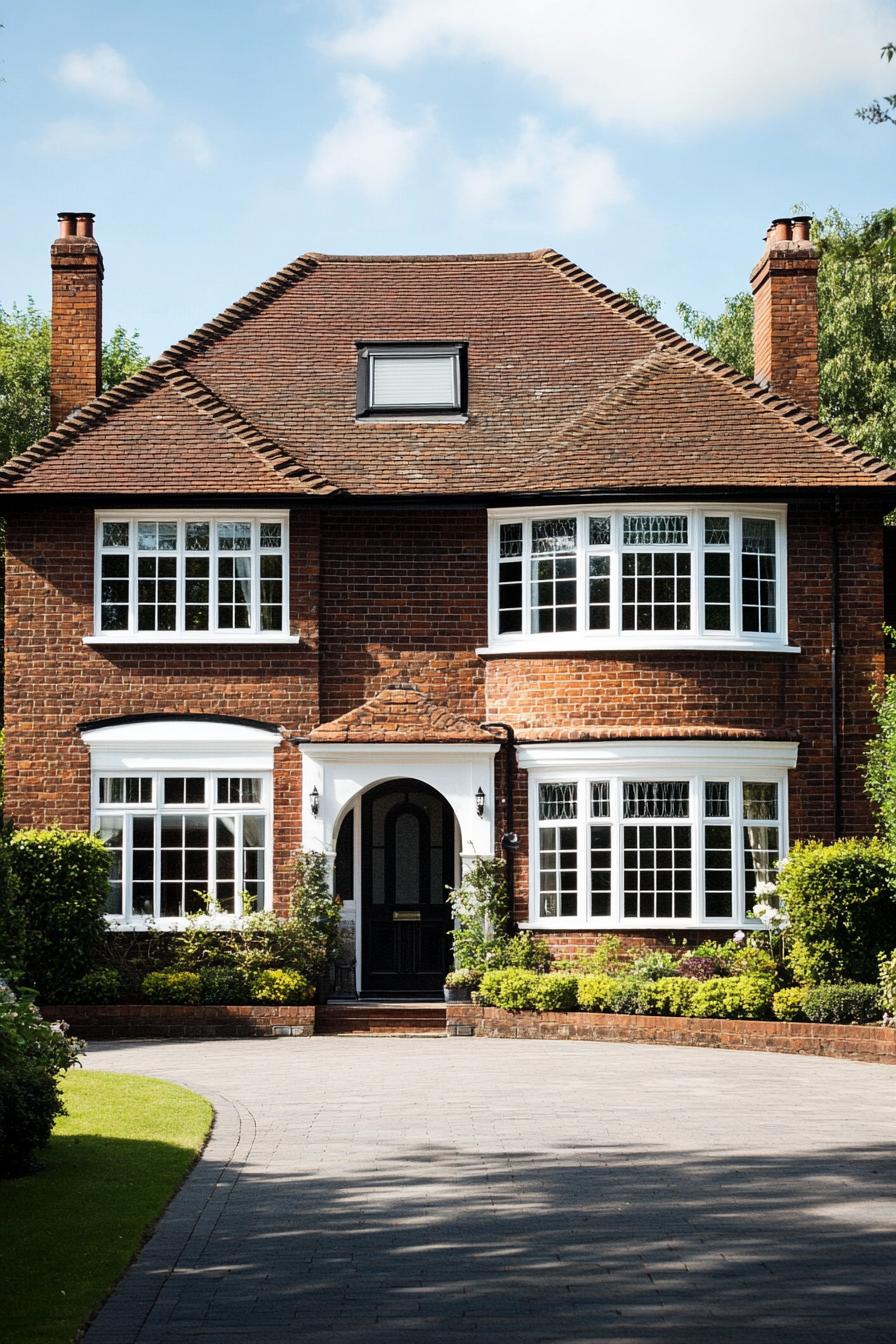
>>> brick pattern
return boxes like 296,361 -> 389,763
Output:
50,233 -> 102,429
750,232 -> 820,415
447,1004 -> 896,1066
42,1003 -> 315,1038
308,682 -> 494,743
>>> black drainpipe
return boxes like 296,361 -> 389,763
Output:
479,721 -> 518,930
831,490 -> 842,839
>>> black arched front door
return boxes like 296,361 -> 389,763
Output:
361,779 -> 455,996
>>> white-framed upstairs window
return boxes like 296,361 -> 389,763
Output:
520,740 -> 797,930
89,511 -> 296,644
82,718 -> 280,926
485,504 -> 792,653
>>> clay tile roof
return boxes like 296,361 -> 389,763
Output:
3,245 -> 894,496
306,683 -> 497,744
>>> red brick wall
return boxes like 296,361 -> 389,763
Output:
750,237 -> 819,415
50,232 -> 103,428
2,496 -> 886,930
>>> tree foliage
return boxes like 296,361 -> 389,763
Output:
620,287 -> 661,318
674,207 -> 896,463
856,43 -> 896,126
0,301 -> 146,464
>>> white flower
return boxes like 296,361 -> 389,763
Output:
753,880 -> 777,899
732,930 -> 746,944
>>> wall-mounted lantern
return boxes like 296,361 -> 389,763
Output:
310,786 -> 320,817
475,786 -> 486,818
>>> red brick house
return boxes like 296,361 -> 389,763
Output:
1,211 -> 893,994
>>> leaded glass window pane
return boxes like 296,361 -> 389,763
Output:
591,782 -> 610,818
623,781 -> 689,819
589,516 -> 610,546
704,782 -> 730,818
259,522 -> 282,549
531,518 -> 576,554
623,514 -> 689,546
743,783 -> 778,820
102,522 -> 129,548
704,516 -> 730,546
539,783 -> 577,820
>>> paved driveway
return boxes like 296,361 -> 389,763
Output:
82,1037 -> 896,1344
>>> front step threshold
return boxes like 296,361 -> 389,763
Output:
316,1001 -> 447,1038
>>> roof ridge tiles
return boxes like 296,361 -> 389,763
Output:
540,249 -> 896,484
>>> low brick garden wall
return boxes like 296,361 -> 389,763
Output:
42,1003 -> 316,1039
446,1003 -> 896,1065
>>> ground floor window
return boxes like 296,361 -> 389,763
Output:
524,744 -> 792,927
94,771 -> 270,920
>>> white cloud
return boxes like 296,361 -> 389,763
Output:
57,44 -> 152,108
306,74 -> 431,196
324,0 -> 892,132
457,117 -> 629,231
173,122 -> 214,168
31,117 -> 138,156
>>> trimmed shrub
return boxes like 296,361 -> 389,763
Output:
576,973 -> 616,1012
777,839 -> 896,985
531,974 -> 578,1013
571,936 -> 628,976
802,982 -> 881,1025
10,826 -> 111,1000
731,945 -> 779,980
490,931 -> 553,973
629,950 -> 680,981
71,968 -> 122,1004
606,976 -> 644,1015
477,968 -> 539,1010
199,966 -> 250,1005
250,968 -> 312,1005
678,954 -> 729,981
773,987 -> 806,1021
0,981 -> 83,1177
0,836 -> 24,981
686,976 -> 774,1019
643,976 -> 700,1017
879,950 -> 896,1019
141,971 -> 201,1005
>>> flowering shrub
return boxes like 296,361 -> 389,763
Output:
444,967 -> 482,990
678,955 -> 729,981
250,968 -> 312,1005
628,950 -> 680,980
0,979 -> 83,1176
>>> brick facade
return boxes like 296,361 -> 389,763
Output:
750,217 -> 819,416
50,214 -> 103,429
2,495 -> 887,940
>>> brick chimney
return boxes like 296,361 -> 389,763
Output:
50,211 -> 103,428
749,215 -> 819,416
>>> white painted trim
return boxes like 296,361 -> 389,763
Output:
84,634 -> 302,646
82,719 -> 282,774
487,502 -> 790,653
519,739 -> 795,931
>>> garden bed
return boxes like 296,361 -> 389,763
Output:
446,1003 -> 896,1064
41,1002 -> 316,1039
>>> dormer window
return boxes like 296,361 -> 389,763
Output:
357,343 -> 466,417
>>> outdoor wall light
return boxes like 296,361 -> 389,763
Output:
475,786 -> 486,818
310,786 -> 320,817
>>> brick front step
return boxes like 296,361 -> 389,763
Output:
316,1003 -> 446,1036
42,1003 -> 316,1039
446,1004 -> 896,1065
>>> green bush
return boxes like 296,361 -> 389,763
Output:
576,973 -> 616,1012
879,950 -> 896,1018
250,968 -> 312,1005
802,982 -> 881,1025
629,950 -> 680,980
444,967 -> 482,990
686,976 -> 774,1019
570,935 -> 628,976
777,839 -> 896,985
773,987 -> 806,1021
641,976 -> 700,1016
477,968 -> 539,1010
490,931 -> 552,972
199,966 -> 250,1005
71,968 -> 122,1004
731,944 -> 779,980
0,834 -> 24,982
141,971 -> 201,1005
10,826 -> 111,1000
606,976 -> 644,1014
447,857 -> 516,971
530,973 -> 578,1012
0,981 -> 83,1177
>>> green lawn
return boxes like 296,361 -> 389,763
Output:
0,1069 -> 212,1344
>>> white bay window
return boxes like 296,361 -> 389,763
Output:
522,741 -> 796,928
82,719 -> 280,926
486,504 -> 792,652
89,511 -> 296,643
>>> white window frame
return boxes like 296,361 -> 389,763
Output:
519,740 -> 796,930
82,719 -> 280,927
357,343 -> 464,416
483,503 -> 795,654
87,510 -> 299,644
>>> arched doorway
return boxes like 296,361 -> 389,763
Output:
357,778 -> 456,995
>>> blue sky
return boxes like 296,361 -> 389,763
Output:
2,0 -> 895,356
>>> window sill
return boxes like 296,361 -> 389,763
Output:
355,414 -> 468,425
519,919 -> 763,932
477,638 -> 801,657
106,915 -> 258,930
84,633 -> 302,646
